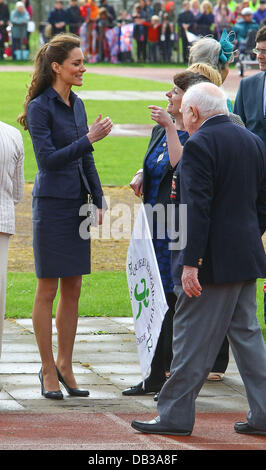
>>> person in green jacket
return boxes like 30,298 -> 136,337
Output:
233,6 -> 258,47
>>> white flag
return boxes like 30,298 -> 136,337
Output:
126,203 -> 168,381
186,31 -> 200,43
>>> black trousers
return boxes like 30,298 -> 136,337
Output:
181,30 -> 189,63
136,40 -> 147,62
211,336 -> 229,373
145,292 -> 176,388
0,27 -> 6,59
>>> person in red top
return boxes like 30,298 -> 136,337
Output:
141,14 -> 161,62
80,0 -> 89,18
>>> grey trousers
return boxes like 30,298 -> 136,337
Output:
157,280 -> 266,432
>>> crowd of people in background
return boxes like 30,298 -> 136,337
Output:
0,0 -> 265,63
0,0 -> 33,60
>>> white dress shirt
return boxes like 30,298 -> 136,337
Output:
0,121 -> 24,234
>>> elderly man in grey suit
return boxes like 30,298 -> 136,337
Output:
131,82 -> 266,437
234,25 -> 266,146
0,121 -> 24,357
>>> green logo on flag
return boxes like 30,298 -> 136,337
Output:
134,278 -> 149,319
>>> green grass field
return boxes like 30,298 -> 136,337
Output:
6,271 -> 131,318
5,272 -> 266,340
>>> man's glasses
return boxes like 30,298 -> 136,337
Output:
253,48 -> 266,56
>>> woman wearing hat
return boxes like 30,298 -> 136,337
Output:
188,29 -> 236,111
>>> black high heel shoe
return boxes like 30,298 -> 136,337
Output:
56,368 -> 89,397
39,369 -> 63,400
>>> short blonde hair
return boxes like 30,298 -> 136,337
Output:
190,0 -> 200,8
187,63 -> 222,87
200,0 -> 212,12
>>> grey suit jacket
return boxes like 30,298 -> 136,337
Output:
234,71 -> 266,146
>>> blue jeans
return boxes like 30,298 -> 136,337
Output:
148,42 -> 159,62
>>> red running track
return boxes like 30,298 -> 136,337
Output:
0,411 -> 265,451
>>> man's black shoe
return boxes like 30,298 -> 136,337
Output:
234,421 -> 266,435
122,381 -> 162,396
131,416 -> 191,436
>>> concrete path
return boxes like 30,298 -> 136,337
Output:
0,316 -> 265,451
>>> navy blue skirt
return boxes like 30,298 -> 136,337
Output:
32,197 -> 91,278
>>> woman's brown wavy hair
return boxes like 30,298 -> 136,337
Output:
18,33 -> 81,130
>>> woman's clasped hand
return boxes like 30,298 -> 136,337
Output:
87,113 -> 113,143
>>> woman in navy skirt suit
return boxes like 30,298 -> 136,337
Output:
18,33 -> 112,399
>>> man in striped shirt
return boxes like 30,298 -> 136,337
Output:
0,120 -> 24,358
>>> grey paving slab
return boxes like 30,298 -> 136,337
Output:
0,363 -> 42,374
0,373 -> 107,387
195,395 -> 249,412
90,363 -> 143,375
106,373 -> 142,389
15,317 -> 134,335
0,362 -> 92,374
76,352 -> 139,364
2,343 -> 39,353
75,333 -> 136,344
1,352 -> 42,363
111,317 -> 135,332
0,390 -> 13,400
0,400 -> 24,411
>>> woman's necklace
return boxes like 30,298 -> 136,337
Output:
156,141 -> 167,163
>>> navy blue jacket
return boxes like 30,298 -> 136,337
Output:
234,71 -> 266,146
27,86 -> 105,208
172,115 -> 266,285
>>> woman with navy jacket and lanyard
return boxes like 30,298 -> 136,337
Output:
123,71 -> 210,398
18,33 -> 112,399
